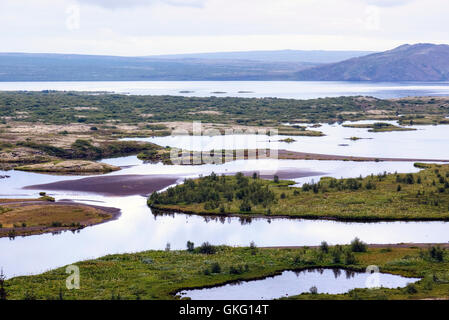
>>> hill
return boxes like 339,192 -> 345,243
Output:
0,50 -> 372,81
294,44 -> 449,81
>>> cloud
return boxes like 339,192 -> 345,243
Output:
76,0 -> 205,9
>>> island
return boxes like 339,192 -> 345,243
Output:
148,163 -> 449,221
14,160 -> 120,174
0,196 -> 120,238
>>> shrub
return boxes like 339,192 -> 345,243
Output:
320,241 -> 329,253
239,199 -> 252,212
350,237 -> 367,252
429,246 -> 445,262
211,262 -> 221,274
186,241 -> 195,252
344,251 -> 357,265
309,286 -> 318,294
404,283 -> 418,294
198,242 -> 216,255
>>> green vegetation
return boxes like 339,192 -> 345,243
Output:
149,164 -> 449,221
14,160 -> 120,174
148,172 -> 290,213
1,92 -> 449,125
4,243 -> 449,300
16,140 -> 165,162
342,122 -> 416,132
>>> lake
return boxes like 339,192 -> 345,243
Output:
1,81 -> 449,99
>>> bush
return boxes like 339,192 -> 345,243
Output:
309,286 -> 318,294
239,199 -> 252,212
320,241 -> 329,253
350,237 -> 367,252
198,242 -> 216,255
186,241 -> 195,252
211,262 -> 221,274
404,283 -> 418,294
344,251 -> 357,265
429,246 -> 445,262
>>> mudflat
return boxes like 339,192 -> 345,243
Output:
24,174 -> 181,196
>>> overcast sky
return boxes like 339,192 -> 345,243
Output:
1,0 -> 448,56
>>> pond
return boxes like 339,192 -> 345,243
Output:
178,268 -> 420,300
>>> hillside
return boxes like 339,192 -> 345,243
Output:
0,52 -> 315,81
0,50 -> 373,81
295,44 -> 449,81
149,49 -> 374,63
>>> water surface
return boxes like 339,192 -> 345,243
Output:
178,268 -> 420,300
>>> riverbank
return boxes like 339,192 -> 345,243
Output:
0,199 -> 120,238
4,244 -> 448,300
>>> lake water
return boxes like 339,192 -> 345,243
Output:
1,81 -> 449,99
1,157 -> 448,278
127,120 -> 449,160
178,268 -> 420,300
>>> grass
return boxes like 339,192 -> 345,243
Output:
0,200 -> 116,237
4,244 -> 449,300
14,160 -> 120,174
342,122 -> 417,132
150,164 -> 449,221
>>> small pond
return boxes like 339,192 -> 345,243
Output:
178,268 -> 420,300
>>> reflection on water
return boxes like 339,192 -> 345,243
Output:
178,268 -> 420,300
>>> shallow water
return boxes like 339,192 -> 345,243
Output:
2,81 -> 449,99
128,120 -> 449,160
1,158 -> 448,278
178,268 -> 420,300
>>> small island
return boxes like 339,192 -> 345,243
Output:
14,160 -> 120,175
0,195 -> 120,238
148,163 -> 449,221
343,122 -> 417,132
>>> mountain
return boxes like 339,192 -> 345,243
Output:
149,49 -> 375,64
0,52 -> 317,81
0,50 -> 373,81
294,44 -> 449,81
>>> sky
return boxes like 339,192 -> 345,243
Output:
1,0 -> 448,56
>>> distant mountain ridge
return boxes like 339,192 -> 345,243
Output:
1,45 -> 448,81
294,44 -> 449,81
0,50 -> 372,81
148,49 -> 376,64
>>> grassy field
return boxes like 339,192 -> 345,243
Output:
0,198 -> 117,237
149,163 -> 449,221
4,244 -> 448,300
